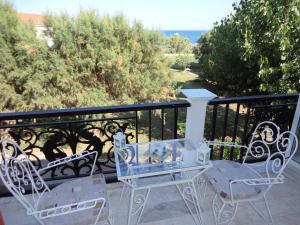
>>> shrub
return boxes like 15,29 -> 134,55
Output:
194,0 -> 300,96
165,35 -> 191,54
173,54 -> 195,70
0,1 -> 174,112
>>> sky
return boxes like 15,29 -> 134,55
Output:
11,0 -> 236,30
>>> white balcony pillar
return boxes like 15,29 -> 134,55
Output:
182,89 -> 217,145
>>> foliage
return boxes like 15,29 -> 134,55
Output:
165,34 -> 192,54
164,35 -> 194,71
194,0 -> 300,96
0,1 -> 174,112
173,54 -> 195,70
212,136 -> 242,160
194,27 -> 260,96
0,1 -> 61,111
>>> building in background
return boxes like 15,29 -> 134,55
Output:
17,13 -> 53,46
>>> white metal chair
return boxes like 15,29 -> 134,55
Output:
0,137 -> 113,225
202,121 -> 298,225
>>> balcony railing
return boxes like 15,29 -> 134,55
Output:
0,101 -> 190,191
206,93 -> 299,161
0,93 -> 298,196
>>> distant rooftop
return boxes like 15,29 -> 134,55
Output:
17,13 -> 44,26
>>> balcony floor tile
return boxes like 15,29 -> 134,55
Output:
1,164 -> 300,225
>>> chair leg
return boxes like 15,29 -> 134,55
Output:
106,215 -> 114,225
212,194 -> 238,225
263,195 -> 274,225
94,199 -> 105,225
97,217 -> 113,225
248,196 -> 274,225
33,215 -> 45,225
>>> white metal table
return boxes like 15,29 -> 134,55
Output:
114,138 -> 212,225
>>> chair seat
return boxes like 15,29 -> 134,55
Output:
204,160 -> 268,201
38,174 -> 109,225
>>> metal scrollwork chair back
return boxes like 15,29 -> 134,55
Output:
0,137 -> 113,225
243,121 -> 298,182
0,138 -> 50,212
203,121 -> 298,225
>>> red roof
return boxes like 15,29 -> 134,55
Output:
17,13 -> 44,26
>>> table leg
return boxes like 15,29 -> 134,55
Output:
128,188 -> 134,225
191,181 -> 203,224
193,174 -> 208,201
127,188 -> 151,225
120,183 -> 128,202
176,182 -> 203,225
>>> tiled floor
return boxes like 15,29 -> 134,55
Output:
1,163 -> 300,225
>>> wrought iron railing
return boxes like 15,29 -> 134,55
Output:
0,101 -> 189,188
0,93 -> 298,196
206,93 -> 299,161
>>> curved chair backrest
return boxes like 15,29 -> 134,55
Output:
242,121 -> 298,180
0,138 -> 50,213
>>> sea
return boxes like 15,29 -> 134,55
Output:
161,30 -> 207,44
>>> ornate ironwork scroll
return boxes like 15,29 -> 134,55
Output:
5,119 -> 134,180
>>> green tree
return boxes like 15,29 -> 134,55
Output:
194,22 -> 260,96
165,35 -> 191,54
237,0 -> 300,93
165,35 -> 194,71
194,0 -> 300,96
44,12 -> 173,104
0,1 -> 174,112
173,54 -> 195,70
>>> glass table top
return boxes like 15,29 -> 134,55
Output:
115,138 -> 210,179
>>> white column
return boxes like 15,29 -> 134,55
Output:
182,89 -> 217,145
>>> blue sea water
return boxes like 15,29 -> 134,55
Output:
161,30 -> 207,44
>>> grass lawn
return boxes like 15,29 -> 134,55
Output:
172,68 -> 202,99
165,53 -> 202,92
